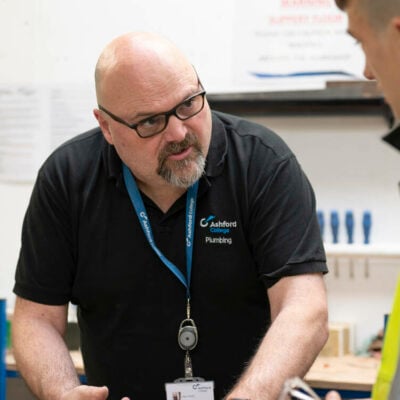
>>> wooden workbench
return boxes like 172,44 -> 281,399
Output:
305,354 -> 379,392
7,351 -> 379,392
6,351 -> 85,376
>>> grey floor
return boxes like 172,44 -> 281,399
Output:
7,377 -> 36,400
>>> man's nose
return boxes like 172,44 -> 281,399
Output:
363,59 -> 375,80
162,115 -> 188,142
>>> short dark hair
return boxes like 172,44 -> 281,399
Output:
336,0 -> 400,31
334,0 -> 347,10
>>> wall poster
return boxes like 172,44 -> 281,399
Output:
233,0 -> 365,92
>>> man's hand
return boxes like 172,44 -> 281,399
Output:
60,385 -> 130,400
325,391 -> 371,400
325,391 -> 341,400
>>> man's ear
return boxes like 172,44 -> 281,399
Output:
392,16 -> 400,32
93,109 -> 114,145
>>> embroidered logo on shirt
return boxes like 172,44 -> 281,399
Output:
199,215 -> 237,245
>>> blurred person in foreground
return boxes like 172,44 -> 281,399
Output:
327,1 -> 400,399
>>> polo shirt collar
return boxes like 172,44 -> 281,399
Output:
104,140 -> 121,179
204,111 -> 228,178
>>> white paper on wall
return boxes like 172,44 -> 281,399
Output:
0,84 -> 96,183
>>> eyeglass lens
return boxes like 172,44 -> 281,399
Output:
137,92 -> 205,137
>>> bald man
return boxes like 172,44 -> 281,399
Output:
12,32 -> 328,400
325,1 -> 400,400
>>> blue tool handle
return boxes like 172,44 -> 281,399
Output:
330,210 -> 339,244
363,211 -> 372,244
345,210 -> 354,244
0,299 -> 6,400
317,210 -> 324,240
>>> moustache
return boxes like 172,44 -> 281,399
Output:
158,133 -> 200,161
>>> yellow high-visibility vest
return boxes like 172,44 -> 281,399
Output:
372,275 -> 400,400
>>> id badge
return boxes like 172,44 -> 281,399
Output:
165,380 -> 214,400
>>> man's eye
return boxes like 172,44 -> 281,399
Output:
140,116 -> 162,127
181,98 -> 195,109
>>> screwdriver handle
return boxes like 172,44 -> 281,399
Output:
345,210 -> 354,244
363,211 -> 372,244
317,210 -> 324,241
330,210 -> 339,244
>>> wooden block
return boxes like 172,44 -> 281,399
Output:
320,322 -> 351,357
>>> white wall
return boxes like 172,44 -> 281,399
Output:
0,0 -> 235,91
0,183 -> 33,304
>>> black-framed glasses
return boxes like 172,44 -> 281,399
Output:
98,88 -> 206,138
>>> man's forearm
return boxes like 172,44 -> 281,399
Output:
13,319 -> 80,399
226,285 -> 328,400
226,310 -> 327,400
12,305 -> 80,399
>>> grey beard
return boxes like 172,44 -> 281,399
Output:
157,132 -> 206,188
158,152 -> 206,188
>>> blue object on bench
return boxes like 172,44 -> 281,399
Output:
0,299 -> 6,400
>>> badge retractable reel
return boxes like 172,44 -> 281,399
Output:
175,299 -> 204,382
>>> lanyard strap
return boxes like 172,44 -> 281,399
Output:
122,163 -> 198,299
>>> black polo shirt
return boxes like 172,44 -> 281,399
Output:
14,111 -> 327,400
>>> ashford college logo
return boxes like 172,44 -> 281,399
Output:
199,215 -> 237,245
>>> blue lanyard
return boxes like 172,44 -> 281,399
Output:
122,163 -> 198,300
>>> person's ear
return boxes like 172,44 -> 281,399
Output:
392,16 -> 400,32
93,109 -> 114,145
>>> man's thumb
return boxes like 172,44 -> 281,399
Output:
80,385 -> 109,399
325,391 -> 342,400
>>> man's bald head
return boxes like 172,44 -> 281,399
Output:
94,32 -> 194,106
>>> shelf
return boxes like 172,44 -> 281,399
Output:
207,80 -> 394,125
324,244 -> 400,259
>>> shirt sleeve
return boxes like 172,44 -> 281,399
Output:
13,165 -> 75,305
248,152 -> 327,287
